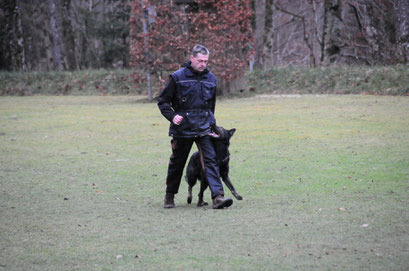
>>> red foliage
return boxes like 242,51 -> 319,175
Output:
130,0 -> 253,90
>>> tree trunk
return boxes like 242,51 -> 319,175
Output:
319,0 -> 331,63
62,0 -> 78,70
263,0 -> 274,68
4,0 -> 16,70
4,0 -> 26,71
396,0 -> 409,63
48,0 -> 65,71
254,0 -> 265,69
15,0 -> 27,71
141,0 -> 152,101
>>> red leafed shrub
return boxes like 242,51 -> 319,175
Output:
130,0 -> 253,94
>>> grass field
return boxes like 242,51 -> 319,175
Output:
0,95 -> 408,270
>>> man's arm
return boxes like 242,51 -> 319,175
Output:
157,77 -> 177,122
157,77 -> 183,125
211,87 -> 216,114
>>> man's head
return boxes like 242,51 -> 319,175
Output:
190,44 -> 209,72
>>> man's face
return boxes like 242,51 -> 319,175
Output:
190,53 -> 209,72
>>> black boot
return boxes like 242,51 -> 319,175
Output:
164,193 -> 175,208
213,195 -> 233,209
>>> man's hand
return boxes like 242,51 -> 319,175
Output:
172,115 -> 183,125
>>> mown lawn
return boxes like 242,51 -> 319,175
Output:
0,95 -> 408,271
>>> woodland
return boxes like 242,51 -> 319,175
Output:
1,0 -> 409,95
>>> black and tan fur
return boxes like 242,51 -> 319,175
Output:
185,126 -> 243,206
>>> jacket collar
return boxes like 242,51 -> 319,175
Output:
184,61 -> 210,78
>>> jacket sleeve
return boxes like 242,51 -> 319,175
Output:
211,87 -> 216,114
157,77 -> 177,122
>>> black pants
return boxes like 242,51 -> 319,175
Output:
165,136 -> 224,198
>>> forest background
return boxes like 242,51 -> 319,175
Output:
1,0 -> 409,97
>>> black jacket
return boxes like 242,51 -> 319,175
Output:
158,62 -> 217,138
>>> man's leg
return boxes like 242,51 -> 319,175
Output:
196,136 -> 233,209
164,138 -> 193,208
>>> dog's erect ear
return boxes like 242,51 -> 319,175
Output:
229,128 -> 236,137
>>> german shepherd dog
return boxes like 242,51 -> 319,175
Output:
185,125 -> 243,207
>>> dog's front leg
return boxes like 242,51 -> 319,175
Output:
220,165 -> 243,200
223,176 -> 243,200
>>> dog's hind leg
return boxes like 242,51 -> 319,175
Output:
186,152 -> 201,204
197,177 -> 209,207
187,179 -> 193,204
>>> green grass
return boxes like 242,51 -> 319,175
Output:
0,95 -> 408,270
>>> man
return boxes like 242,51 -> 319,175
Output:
158,44 -> 233,209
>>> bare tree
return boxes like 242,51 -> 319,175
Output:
324,0 -> 400,65
274,2 -> 317,66
251,0 -> 408,68
1,0 -> 407,72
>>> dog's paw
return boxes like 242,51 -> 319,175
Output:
187,196 -> 192,204
197,201 -> 209,207
233,192 -> 243,200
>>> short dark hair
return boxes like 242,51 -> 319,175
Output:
192,44 -> 210,57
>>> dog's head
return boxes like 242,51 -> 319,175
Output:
212,125 -> 235,141
211,125 -> 236,164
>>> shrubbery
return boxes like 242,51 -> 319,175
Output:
246,65 -> 409,96
1,66 -> 408,96
0,69 -> 143,96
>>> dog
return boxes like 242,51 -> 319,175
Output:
185,125 -> 243,207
